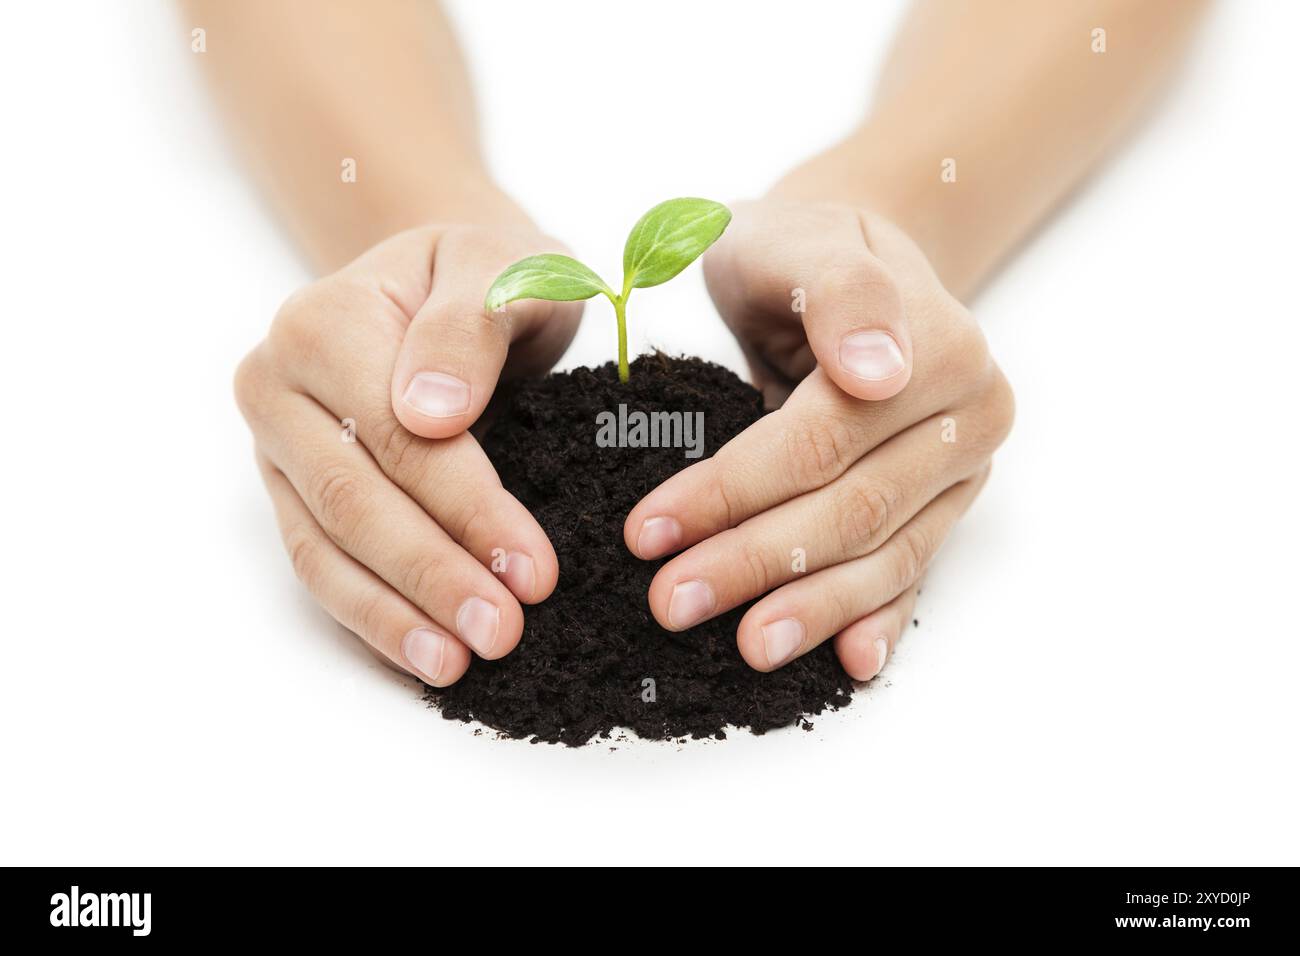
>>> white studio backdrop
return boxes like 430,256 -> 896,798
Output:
0,1 -> 1296,864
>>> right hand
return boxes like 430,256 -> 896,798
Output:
628,200 -> 1013,679
235,225 -> 582,686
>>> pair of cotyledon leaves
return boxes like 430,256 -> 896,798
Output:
483,198 -> 731,312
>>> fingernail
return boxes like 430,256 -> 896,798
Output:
402,371 -> 470,418
872,637 -> 889,678
839,330 -> 905,381
636,516 -> 683,558
761,618 -> 805,669
501,551 -> 536,601
667,579 -> 715,630
402,626 -> 450,685
456,596 -> 500,657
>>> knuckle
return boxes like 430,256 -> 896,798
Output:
949,364 -> 1016,457
374,416 -> 421,481
784,416 -> 853,489
945,315 -> 992,382
817,255 -> 902,315
349,585 -> 389,648
890,523 -> 935,593
827,585 -> 860,633
399,551 -> 446,607
401,431 -> 468,508
442,226 -> 577,330
439,491 -> 486,549
282,523 -> 322,591
500,295 -> 559,330
267,278 -> 357,362
232,346 -> 270,420
741,541 -> 781,597
310,463 -> 368,539
420,299 -> 511,364
268,286 -> 321,355
985,365 -> 1017,443
834,478 -> 900,555
707,466 -> 744,530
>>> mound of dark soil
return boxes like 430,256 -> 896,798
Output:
425,354 -> 853,745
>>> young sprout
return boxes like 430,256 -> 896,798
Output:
485,198 -> 732,382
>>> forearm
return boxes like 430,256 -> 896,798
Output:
182,0 -> 526,273
771,0 -> 1209,299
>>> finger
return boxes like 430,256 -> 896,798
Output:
627,368 -> 936,560
645,412 -> 993,630
627,312 -> 1004,563
389,227 -> 581,439
805,237 -> 913,402
833,582 -> 920,682
371,433 -> 557,604
256,453 -> 472,687
713,203 -> 914,402
263,289 -> 560,604
246,385 -> 525,660
736,468 -> 989,671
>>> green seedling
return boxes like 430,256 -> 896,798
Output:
485,198 -> 731,382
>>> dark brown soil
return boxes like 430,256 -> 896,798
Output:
424,354 -> 853,745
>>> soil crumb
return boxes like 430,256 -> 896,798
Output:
424,354 -> 853,745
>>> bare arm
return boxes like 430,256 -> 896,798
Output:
181,0 -> 525,273
772,0 -> 1210,299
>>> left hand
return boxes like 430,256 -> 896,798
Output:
235,224 -> 580,687
623,199 -> 1014,679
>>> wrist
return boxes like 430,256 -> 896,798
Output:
767,123 -> 964,293
306,166 -> 534,274
376,168 -> 534,233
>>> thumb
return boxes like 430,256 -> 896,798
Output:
713,203 -> 913,403
390,229 -> 578,440
801,242 -> 913,402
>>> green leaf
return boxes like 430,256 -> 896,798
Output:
484,254 -> 613,312
622,198 -> 732,290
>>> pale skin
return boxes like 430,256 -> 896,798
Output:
199,0 -> 1208,685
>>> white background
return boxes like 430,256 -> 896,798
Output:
1,1 -> 1297,865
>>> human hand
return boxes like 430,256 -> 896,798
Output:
624,199 -> 1013,679
235,224 -> 581,685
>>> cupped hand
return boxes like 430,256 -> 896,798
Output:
235,224 -> 581,685
625,200 -> 1013,679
